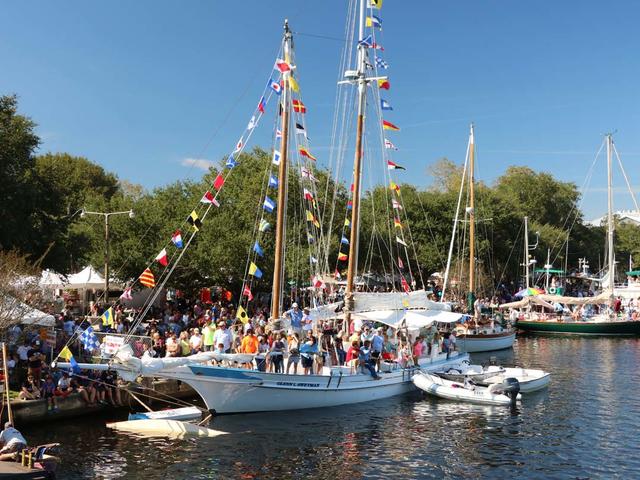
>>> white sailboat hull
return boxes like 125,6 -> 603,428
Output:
455,332 -> 516,352
156,352 -> 468,414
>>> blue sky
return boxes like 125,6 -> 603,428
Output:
2,0 -> 639,219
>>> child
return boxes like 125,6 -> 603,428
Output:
42,375 -> 58,412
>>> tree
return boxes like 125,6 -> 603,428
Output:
0,250 -> 44,331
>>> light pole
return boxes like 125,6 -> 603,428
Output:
81,209 -> 134,303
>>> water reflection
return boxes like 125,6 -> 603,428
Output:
20,336 -> 640,479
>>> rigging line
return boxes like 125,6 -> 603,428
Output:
415,189 -> 447,271
613,142 -> 640,212
292,31 -> 347,43
491,221 -> 523,298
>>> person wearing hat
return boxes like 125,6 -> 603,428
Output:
301,307 -> 313,334
213,320 -> 233,353
285,303 -> 303,337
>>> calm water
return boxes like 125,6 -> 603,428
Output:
23,336 -> 640,479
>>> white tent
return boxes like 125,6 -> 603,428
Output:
65,266 -> 122,290
39,269 -> 67,288
0,295 -> 55,327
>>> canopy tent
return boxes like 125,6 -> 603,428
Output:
39,269 -> 67,288
0,295 -> 55,327
499,296 -> 555,310
64,266 -> 122,290
352,309 -> 463,331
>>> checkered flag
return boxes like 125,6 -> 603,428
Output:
375,57 -> 389,69
80,326 -> 101,351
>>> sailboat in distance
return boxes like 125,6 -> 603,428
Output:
58,2 -> 468,414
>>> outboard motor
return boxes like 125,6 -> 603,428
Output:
491,377 -> 520,407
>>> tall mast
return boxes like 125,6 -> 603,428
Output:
271,20 -> 292,320
606,133 -> 615,298
467,124 -> 476,312
524,216 -> 530,288
344,0 -> 368,321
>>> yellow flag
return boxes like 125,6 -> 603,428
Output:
288,76 -> 299,93
369,0 -> 383,8
101,307 -> 114,327
236,305 -> 249,324
59,346 -> 73,361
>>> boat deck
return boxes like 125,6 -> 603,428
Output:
0,462 -> 52,479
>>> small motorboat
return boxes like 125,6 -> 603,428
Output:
127,406 -> 202,422
107,419 -> 228,439
480,367 -> 550,393
435,361 -> 506,383
413,373 -> 521,406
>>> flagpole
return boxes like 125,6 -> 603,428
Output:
271,20 -> 292,321
344,0 -> 368,325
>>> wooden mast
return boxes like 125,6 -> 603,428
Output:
606,133 -> 615,301
271,20 -> 292,320
344,0 -> 368,323
467,124 -> 476,313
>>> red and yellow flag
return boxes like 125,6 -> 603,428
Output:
383,120 -> 399,131
299,147 -> 316,161
139,268 -> 155,288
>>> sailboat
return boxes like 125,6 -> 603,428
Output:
441,125 -> 516,352
512,134 -> 640,335
58,2 -> 468,414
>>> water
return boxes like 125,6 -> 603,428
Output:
22,336 -> 640,479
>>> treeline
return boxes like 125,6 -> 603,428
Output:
2,94 -> 639,295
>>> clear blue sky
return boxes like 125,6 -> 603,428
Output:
2,0 -> 639,219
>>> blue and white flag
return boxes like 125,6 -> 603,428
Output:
272,150 -> 281,166
341,236 -> 350,245
253,241 -> 264,257
80,326 -> 100,351
358,34 -> 373,48
375,57 -> 389,69
226,155 -> 237,169
268,78 -> 282,95
268,175 -> 278,188
381,99 -> 393,111
263,196 -> 276,213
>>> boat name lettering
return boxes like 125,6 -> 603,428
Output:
276,381 -> 320,388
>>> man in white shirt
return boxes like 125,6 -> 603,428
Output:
17,342 -> 30,363
213,321 -> 233,353
0,422 -> 27,454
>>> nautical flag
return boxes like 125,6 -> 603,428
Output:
398,256 -> 404,269
381,99 -> 393,110
392,199 -> 403,210
276,129 -> 282,139
344,218 -> 351,227
201,191 -> 220,207
155,248 -> 168,266
341,235 -> 350,245
307,232 -> 315,243
334,269 -> 342,279
213,174 -> 225,190
268,175 -> 279,188
269,78 -> 282,95
347,200 -> 353,210
295,123 -> 307,138
358,35 -> 373,48
275,59 -> 291,73
366,15 -> 382,29
310,256 -> 318,264
301,167 -> 317,181
299,147 -> 316,161
258,96 -> 265,113
390,181 -> 400,192
100,307 -> 114,327
384,138 -> 397,150
303,188 -> 314,201
306,210 -> 317,224
234,138 -> 244,153
338,252 -> 348,261
378,79 -> 390,90
350,183 -> 354,192
119,287 -> 133,301
263,196 -> 276,213
242,285 -> 254,301
188,210 -> 202,231
375,57 -> 389,69
387,160 -> 405,170
59,346 -> 73,361
394,218 -> 403,229
288,75 -> 300,93
396,236 -> 407,247
312,275 -> 325,289
139,268 -> 156,288
226,155 -> 237,168
259,219 -> 271,232
80,326 -> 101,351
383,120 -> 399,131
249,262 -> 263,278
247,115 -> 257,130
272,149 -> 281,166
172,230 -> 183,248
401,276 -> 411,293
253,241 -> 264,257
236,305 -> 249,324
292,99 -> 306,113
369,0 -> 383,8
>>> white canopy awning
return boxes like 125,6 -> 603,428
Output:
1,295 -> 55,327
352,309 -> 463,331
39,269 -> 67,288
65,266 -> 122,290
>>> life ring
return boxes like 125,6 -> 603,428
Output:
549,287 -> 557,294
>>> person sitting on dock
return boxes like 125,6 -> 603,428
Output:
42,375 -> 58,412
18,374 -> 40,400
55,372 -> 72,400
0,422 -> 27,455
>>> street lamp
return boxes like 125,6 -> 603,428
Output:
80,208 -> 134,304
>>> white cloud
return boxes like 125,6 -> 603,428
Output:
181,158 -> 214,171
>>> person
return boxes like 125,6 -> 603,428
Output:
371,328 -> 384,370
285,303 -> 303,337
300,335 -> 318,375
101,370 -> 123,407
55,372 -> 72,400
301,308 -> 313,334
189,328 -> 203,354
165,332 -> 180,357
19,374 -> 40,400
240,328 -> 259,369
345,341 -> 360,373
255,336 -> 269,372
42,375 -> 58,412
449,330 -> 457,352
179,331 -> 191,357
358,340 -> 381,380
70,372 -> 96,405
269,332 -> 286,374
360,327 -> 375,344
202,319 -> 216,352
412,336 -> 424,365
0,422 -> 27,455
442,332 -> 451,359
26,341 -> 44,384
286,332 -> 301,374
213,321 -> 233,353
382,333 -> 396,362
